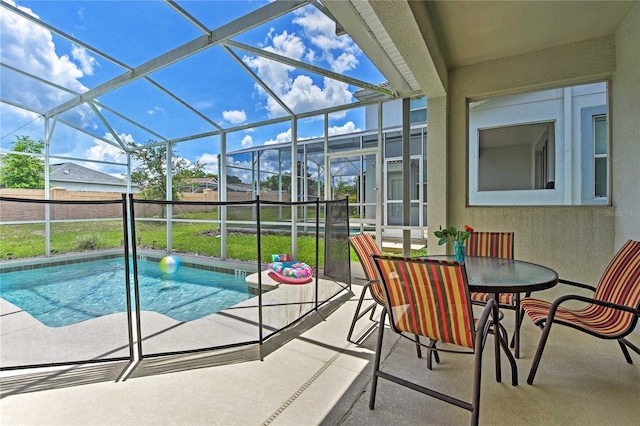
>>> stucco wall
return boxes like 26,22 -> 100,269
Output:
448,35 -> 622,284
613,2 -> 640,247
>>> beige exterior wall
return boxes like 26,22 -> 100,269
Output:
613,3 -> 640,247
442,16 -> 639,285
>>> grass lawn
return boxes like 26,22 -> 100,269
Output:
0,220 -> 337,266
1,212 -> 426,264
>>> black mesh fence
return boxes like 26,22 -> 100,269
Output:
324,198 -> 351,284
0,195 -> 350,370
130,197 -> 262,357
0,195 -> 133,370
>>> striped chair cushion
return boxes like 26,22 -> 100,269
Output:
522,298 -> 636,338
349,233 -> 381,282
374,256 -> 475,349
593,239 -> 640,308
466,232 -> 514,259
522,239 -> 640,338
370,281 -> 386,305
467,231 -> 516,306
470,291 -> 514,305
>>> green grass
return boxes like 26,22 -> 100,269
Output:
0,221 -> 124,259
0,220 -> 329,266
0,219 -> 426,265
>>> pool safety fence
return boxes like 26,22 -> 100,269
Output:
0,195 -> 351,373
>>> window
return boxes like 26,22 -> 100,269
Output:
410,96 -> 427,124
477,122 -> 555,191
593,115 -> 608,198
468,81 -> 610,206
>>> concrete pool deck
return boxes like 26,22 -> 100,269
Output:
0,268 -> 346,367
2,264 -> 640,425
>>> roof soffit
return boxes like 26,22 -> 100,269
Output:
423,1 -> 637,69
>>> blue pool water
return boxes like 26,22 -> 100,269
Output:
0,258 -> 253,327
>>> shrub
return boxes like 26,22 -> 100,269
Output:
74,233 -> 104,251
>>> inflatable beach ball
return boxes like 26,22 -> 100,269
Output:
160,255 -> 181,274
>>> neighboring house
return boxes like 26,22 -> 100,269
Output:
51,163 -> 139,193
467,82 -> 608,206
181,177 -> 218,193
180,177 -> 252,194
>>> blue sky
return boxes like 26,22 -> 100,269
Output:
0,0 -> 385,178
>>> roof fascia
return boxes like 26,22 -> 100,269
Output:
322,0 -> 413,96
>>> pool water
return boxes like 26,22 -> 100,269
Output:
0,258 -> 254,327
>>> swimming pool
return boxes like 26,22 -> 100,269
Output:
0,258 -> 254,327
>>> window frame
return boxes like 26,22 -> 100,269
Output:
467,81 -> 611,206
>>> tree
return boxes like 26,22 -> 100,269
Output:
0,136 -> 45,189
334,178 -> 356,202
128,141 -> 206,201
261,173 -> 292,192
226,175 -> 243,185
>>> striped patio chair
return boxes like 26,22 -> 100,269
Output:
347,233 -> 387,342
348,234 -> 433,363
465,232 -> 525,357
522,239 -> 640,385
370,255 -> 495,426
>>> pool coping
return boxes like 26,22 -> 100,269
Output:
0,249 -> 261,277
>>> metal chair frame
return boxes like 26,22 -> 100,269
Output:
347,234 -> 435,363
346,233 -> 386,343
369,255 -> 496,426
523,239 -> 640,385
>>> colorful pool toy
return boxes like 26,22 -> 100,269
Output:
267,260 -> 313,284
271,253 -> 291,262
160,255 -> 181,274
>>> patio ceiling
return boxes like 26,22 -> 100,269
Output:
326,0 -> 636,98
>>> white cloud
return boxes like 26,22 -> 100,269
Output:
71,45 -> 98,76
292,7 -> 359,72
265,76 -> 351,119
244,6 -> 358,119
225,155 -> 252,183
0,1 -> 96,128
147,106 -> 164,116
244,31 -> 302,97
331,52 -> 358,74
85,132 -> 132,165
328,121 -> 360,136
192,100 -> 215,110
197,153 -> 219,175
264,129 -> 292,145
222,109 -> 247,125
241,134 -> 253,148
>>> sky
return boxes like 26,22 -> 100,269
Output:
0,0 -> 386,181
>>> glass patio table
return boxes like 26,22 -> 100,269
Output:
427,255 -> 559,386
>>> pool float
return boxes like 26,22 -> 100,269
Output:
271,253 -> 291,262
267,260 -> 313,284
